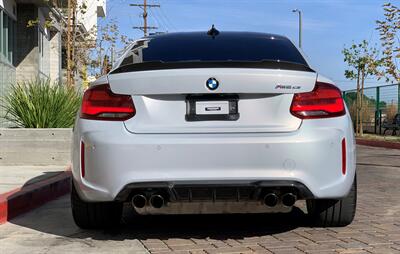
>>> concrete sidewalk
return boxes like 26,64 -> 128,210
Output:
0,166 -> 67,193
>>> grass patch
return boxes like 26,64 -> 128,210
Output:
358,133 -> 400,143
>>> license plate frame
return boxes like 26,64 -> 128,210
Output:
185,95 -> 240,121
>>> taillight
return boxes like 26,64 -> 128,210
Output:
290,82 -> 345,119
80,84 -> 135,121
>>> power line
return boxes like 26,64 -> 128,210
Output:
155,8 -> 171,31
156,0 -> 177,31
130,0 -> 160,36
148,7 -> 166,32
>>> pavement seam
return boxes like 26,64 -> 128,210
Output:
138,239 -> 153,254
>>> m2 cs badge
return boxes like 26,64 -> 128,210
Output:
275,84 -> 302,90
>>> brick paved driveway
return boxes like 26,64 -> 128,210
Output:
1,145 -> 400,254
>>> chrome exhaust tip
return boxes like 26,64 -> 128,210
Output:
282,193 -> 297,207
263,193 -> 279,207
149,194 -> 165,209
132,194 -> 147,209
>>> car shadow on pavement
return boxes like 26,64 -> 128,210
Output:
118,206 -> 310,240
8,196 -> 311,241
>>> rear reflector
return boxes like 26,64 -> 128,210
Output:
80,84 -> 135,121
342,138 -> 346,175
290,82 -> 345,119
81,141 -> 85,178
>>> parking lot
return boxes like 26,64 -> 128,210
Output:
1,145 -> 400,254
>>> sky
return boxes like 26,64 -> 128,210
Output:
100,0 -> 398,91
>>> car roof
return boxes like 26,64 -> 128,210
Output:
146,31 -> 289,41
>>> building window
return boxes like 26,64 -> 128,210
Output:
0,10 -> 2,57
38,28 -> 46,74
0,8 -> 15,66
8,17 -> 14,63
2,11 -> 6,58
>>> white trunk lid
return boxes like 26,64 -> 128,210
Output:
107,68 -> 317,134
109,68 -> 316,95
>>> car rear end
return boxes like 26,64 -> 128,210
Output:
71,31 -> 356,229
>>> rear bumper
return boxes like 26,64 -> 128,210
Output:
72,115 -> 356,202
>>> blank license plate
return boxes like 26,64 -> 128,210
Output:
185,95 -> 240,121
195,101 -> 230,115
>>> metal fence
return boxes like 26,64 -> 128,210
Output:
343,84 -> 400,135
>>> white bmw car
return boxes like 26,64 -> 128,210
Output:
71,30 -> 356,229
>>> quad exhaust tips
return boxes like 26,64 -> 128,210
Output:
131,193 -> 166,209
282,193 -> 297,207
133,192 -> 295,209
263,193 -> 279,207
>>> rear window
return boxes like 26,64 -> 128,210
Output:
112,32 -> 314,74
126,32 -> 308,66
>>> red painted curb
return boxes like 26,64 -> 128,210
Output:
356,138 -> 400,150
0,168 -> 72,225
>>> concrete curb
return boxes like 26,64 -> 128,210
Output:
357,138 -> 400,150
0,168 -> 71,224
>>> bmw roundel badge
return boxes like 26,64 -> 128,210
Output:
206,78 -> 219,91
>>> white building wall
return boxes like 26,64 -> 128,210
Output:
77,0 -> 106,33
49,31 -> 61,81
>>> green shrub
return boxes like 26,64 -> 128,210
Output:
2,79 -> 82,128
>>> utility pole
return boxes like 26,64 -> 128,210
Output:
292,9 -> 302,48
130,0 -> 160,36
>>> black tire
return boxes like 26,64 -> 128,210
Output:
307,175 -> 357,227
71,183 -> 123,229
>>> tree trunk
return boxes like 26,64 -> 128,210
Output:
356,69 -> 361,136
66,0 -> 72,87
360,69 -> 365,136
71,1 -> 77,86
66,0 -> 76,87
